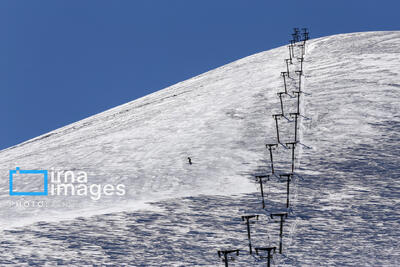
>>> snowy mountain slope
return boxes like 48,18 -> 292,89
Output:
0,31 -> 399,266
0,38 -> 285,227
291,31 -> 400,266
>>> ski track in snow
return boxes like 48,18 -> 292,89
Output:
0,31 -> 399,266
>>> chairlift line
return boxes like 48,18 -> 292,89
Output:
218,27 -> 309,266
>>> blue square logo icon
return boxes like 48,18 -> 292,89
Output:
9,167 -> 48,196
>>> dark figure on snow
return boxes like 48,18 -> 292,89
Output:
188,157 -> 192,165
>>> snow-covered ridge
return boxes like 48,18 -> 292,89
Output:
0,31 -> 399,240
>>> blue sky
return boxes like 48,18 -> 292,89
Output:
0,0 -> 399,150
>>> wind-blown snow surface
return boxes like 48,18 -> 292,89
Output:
0,31 -> 399,266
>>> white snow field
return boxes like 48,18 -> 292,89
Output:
0,31 -> 399,266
